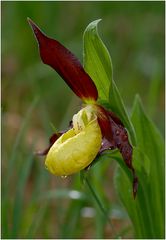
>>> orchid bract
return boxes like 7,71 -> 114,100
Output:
28,18 -> 138,198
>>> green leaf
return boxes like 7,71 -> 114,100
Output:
132,147 -> 150,176
83,19 -> 113,101
83,19 -> 136,145
114,165 -> 147,238
114,152 -> 160,238
147,74 -> 162,117
115,95 -> 164,238
131,95 -> 164,170
131,95 -> 164,194
131,95 -> 164,237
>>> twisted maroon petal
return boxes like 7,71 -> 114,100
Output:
96,105 -> 115,143
109,116 -> 138,198
99,137 -> 116,153
28,18 -> 98,101
96,106 -> 138,198
108,111 -> 124,127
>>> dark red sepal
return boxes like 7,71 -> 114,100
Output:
96,105 -> 115,144
109,115 -> 138,198
99,137 -> 116,153
28,18 -> 98,101
96,105 -> 138,198
108,111 -> 124,127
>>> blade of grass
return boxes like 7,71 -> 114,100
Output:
2,199 -> 10,238
2,97 -> 39,238
11,151 -> 34,238
85,177 -> 118,238
147,74 -> 161,117
131,95 -> 164,237
90,160 -> 112,238
6,97 -> 39,186
114,95 -> 164,238
26,202 -> 48,238
59,198 -> 84,238
57,175 -> 86,238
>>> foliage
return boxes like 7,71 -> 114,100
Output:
83,19 -> 164,238
2,2 -> 164,239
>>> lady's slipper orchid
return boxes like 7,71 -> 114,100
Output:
28,18 -> 138,198
45,106 -> 102,176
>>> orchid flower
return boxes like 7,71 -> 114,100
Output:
28,18 -> 138,198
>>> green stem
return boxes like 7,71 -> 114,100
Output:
85,177 -> 118,237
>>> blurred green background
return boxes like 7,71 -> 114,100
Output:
2,1 -> 164,239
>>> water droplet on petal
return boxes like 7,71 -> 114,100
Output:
61,175 -> 67,179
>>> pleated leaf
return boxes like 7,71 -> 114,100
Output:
83,19 -> 113,101
83,19 -> 136,145
114,95 -> 164,238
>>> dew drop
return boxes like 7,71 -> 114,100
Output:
61,175 -> 67,179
